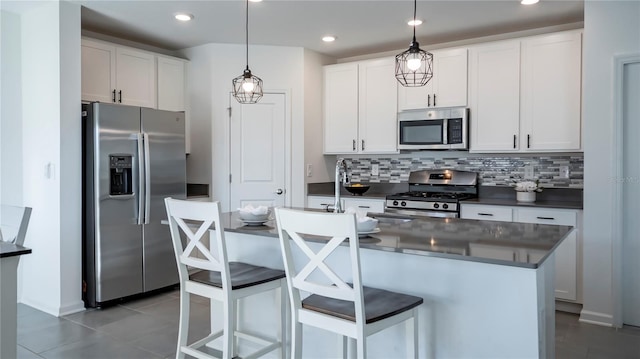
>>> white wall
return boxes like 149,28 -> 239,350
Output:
180,43 -> 314,210
581,0 -> 640,326
1,10 -> 23,206
303,49 -> 335,190
18,0 -> 83,316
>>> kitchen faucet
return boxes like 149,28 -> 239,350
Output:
333,158 -> 348,213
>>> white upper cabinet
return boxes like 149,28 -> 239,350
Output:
324,63 -> 359,154
324,58 -> 398,154
157,56 -> 186,112
469,30 -> 583,153
469,40 -> 521,152
81,39 -> 117,104
358,58 -> 398,154
115,47 -> 156,108
398,47 -> 468,111
520,31 -> 582,151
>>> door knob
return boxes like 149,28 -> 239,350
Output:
275,189 -> 284,195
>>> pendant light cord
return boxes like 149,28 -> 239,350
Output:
245,0 -> 249,70
412,0 -> 417,43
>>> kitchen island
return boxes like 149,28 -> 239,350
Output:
1,242 -> 32,359
205,210 -> 573,358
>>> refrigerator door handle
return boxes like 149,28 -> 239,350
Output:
137,133 -> 145,225
143,133 -> 151,225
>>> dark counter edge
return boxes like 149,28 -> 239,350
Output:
222,211 -> 574,270
308,183 -> 583,209
0,242 -> 32,258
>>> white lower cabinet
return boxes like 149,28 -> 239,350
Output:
306,196 -> 385,214
343,197 -> 385,214
461,203 -> 582,302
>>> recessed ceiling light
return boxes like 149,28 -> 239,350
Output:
521,0 -> 539,5
249,0 -> 263,2
408,19 -> 423,26
322,36 -> 336,42
174,13 -> 193,21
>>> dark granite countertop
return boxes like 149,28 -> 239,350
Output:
0,242 -> 32,258
308,183 -> 583,209
461,198 -> 583,210
221,210 -> 573,269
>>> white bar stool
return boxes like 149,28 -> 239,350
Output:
165,198 -> 286,359
275,208 -> 423,359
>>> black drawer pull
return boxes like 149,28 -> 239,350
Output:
478,213 -> 494,216
537,216 -> 555,220
358,206 -> 370,209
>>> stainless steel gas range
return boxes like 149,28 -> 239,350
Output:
386,169 -> 478,218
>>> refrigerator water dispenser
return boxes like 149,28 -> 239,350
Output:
109,155 -> 133,195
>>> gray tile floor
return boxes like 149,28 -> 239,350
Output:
15,289 -> 640,359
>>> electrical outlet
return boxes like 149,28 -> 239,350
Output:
559,165 -> 570,179
306,164 -> 313,177
524,165 -> 534,179
371,164 -> 379,176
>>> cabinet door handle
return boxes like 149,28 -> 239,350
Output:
527,134 -> 531,148
118,90 -> 122,103
536,216 -> 555,220
112,89 -> 116,103
427,94 -> 431,107
352,139 -> 356,151
433,94 -> 436,107
358,205 -> 370,209
513,135 -> 517,149
478,213 -> 494,216
361,140 -> 365,151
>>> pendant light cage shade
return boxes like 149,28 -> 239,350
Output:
233,69 -> 263,104
395,46 -> 434,87
233,0 -> 263,104
395,0 -> 434,87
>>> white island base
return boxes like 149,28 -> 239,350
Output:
205,231 -> 555,359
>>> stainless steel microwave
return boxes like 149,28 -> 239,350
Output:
398,107 -> 469,150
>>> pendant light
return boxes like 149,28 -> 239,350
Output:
395,0 -> 433,87
232,0 -> 263,103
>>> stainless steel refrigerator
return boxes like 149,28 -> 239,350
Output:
82,102 -> 186,307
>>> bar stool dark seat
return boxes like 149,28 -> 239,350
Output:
275,208 -> 423,359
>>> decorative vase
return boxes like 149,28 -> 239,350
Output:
516,191 -> 536,203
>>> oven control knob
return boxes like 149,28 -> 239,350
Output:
401,201 -> 407,207
433,203 -> 440,209
442,203 -> 449,210
393,200 -> 399,206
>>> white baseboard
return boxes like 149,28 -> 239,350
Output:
579,309 -> 615,327
19,298 -> 85,317
556,300 -> 582,314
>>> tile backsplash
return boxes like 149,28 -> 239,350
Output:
345,154 -> 583,188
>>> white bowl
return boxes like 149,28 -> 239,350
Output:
238,209 -> 271,221
356,218 -> 378,232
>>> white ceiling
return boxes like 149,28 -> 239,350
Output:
6,0 -> 585,59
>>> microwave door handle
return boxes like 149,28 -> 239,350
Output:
442,120 -> 448,144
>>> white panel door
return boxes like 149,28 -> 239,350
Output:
622,61 -> 640,327
116,47 -> 156,108
81,39 -> 116,103
432,47 -> 468,108
230,93 -> 286,210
